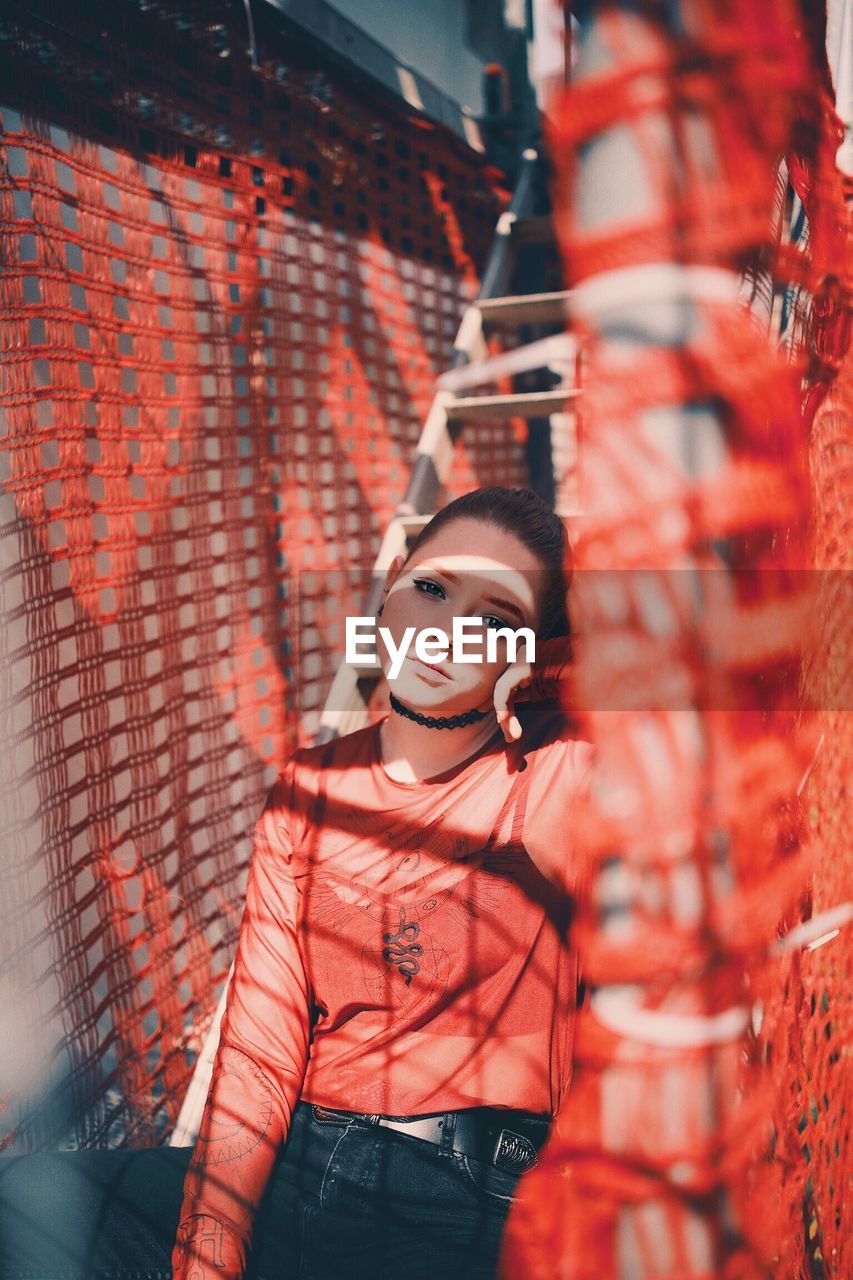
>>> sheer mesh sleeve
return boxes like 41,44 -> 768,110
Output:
172,755 -> 311,1280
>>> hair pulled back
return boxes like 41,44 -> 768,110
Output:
404,486 -> 572,641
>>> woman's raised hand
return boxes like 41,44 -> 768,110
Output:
492,661 -> 534,742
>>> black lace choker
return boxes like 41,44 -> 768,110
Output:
389,690 -> 489,729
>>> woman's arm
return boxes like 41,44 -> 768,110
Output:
492,634 -> 575,742
172,757 -> 311,1280
525,633 -> 574,703
491,629 -> 595,893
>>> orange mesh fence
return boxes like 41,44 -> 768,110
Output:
500,2 -> 851,1278
797,347 -> 853,1279
0,1 -> 523,1152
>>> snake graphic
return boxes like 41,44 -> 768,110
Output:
381,908 -> 424,984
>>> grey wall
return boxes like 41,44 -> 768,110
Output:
325,0 -> 512,114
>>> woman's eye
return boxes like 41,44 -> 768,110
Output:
413,578 -> 445,599
484,615 -> 511,632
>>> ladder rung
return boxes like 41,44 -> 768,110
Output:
391,513 -> 433,538
476,290 -> 571,327
350,661 -> 383,678
438,334 -> 575,394
373,510 -> 436,573
511,214 -> 555,244
445,388 -> 577,421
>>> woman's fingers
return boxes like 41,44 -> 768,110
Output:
493,665 -> 532,742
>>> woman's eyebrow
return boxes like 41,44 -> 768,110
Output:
481,595 -> 526,624
424,567 -> 528,624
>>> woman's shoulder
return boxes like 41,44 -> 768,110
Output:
262,723 -> 379,854
275,720 -> 379,810
284,719 -> 378,777
517,697 -> 592,757
515,699 -> 594,796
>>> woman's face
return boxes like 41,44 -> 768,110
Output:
376,517 -> 548,716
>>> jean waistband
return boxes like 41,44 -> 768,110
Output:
303,1102 -> 550,1174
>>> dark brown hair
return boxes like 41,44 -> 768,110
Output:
404,486 -> 572,641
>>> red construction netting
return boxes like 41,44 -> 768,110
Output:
499,2 -> 851,1278
0,1 -> 526,1151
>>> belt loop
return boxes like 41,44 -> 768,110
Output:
439,1110 -> 456,1155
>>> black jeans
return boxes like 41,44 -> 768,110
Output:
0,1101 -> 530,1279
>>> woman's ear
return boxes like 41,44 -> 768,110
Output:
382,553 -> 406,596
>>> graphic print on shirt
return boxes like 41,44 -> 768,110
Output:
304,804 -> 519,1015
381,906 -> 423,985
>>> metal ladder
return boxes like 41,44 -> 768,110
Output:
170,145 -> 580,1145
317,146 -> 579,742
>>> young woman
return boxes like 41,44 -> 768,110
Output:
0,486 -> 593,1280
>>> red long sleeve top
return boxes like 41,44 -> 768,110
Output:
172,643 -> 591,1279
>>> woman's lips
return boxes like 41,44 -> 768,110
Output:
413,656 -> 451,679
